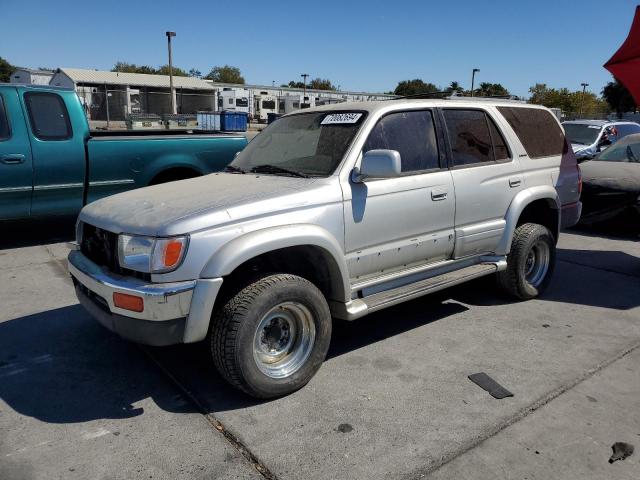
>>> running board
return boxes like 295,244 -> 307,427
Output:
331,262 -> 499,321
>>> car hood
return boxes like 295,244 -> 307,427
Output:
79,173 -> 323,236
580,160 -> 640,192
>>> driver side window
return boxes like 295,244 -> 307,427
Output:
363,110 -> 440,172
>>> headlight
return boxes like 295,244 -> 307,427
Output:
118,234 -> 188,273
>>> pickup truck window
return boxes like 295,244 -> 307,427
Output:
24,92 -> 72,141
443,109 -> 496,166
231,111 -> 365,177
0,96 -> 9,140
498,107 -> 565,158
364,110 -> 439,172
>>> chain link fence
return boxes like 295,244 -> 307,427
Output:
76,85 -> 216,123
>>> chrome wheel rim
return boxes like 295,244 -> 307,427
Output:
253,302 -> 316,379
524,240 -> 550,288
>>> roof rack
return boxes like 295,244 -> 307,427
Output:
387,92 -> 525,103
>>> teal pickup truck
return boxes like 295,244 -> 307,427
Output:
0,84 -> 247,220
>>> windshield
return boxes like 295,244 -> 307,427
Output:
596,138 -> 640,162
230,111 -> 366,177
563,123 -> 601,145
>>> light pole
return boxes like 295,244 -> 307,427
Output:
166,31 -> 177,114
470,68 -> 480,97
579,82 -> 589,116
301,73 -> 309,106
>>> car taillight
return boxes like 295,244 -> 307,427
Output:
577,164 -> 583,194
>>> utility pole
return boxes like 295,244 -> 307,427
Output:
166,31 -> 177,114
301,73 -> 309,106
580,82 -> 589,116
471,68 -> 480,97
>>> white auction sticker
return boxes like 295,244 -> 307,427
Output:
321,113 -> 363,125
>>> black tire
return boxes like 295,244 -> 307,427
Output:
497,223 -> 556,300
210,274 -> 332,398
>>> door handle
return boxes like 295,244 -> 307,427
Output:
509,178 -> 522,188
431,190 -> 448,201
1,154 -> 26,165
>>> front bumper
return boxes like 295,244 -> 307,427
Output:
68,249 -> 198,346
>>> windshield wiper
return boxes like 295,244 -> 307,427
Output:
249,164 -> 310,178
224,165 -> 246,174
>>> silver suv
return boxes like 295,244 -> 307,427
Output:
68,99 -> 582,398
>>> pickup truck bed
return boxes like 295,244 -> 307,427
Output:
0,83 -> 247,220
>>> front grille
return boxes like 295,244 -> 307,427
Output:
80,223 -> 151,281
81,223 -> 119,271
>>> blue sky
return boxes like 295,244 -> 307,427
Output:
2,0 -> 638,97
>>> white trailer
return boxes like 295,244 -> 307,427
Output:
254,93 -> 278,122
277,94 -> 317,114
217,88 -> 250,115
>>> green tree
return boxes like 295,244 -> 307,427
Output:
205,65 -> 245,84
188,68 -> 202,78
308,78 -> 336,90
476,82 -> 510,97
602,78 -> 636,117
156,65 -> 188,77
0,57 -> 16,82
446,81 -> 463,94
286,81 -> 306,88
528,83 -> 609,116
394,79 -> 440,96
111,62 -> 156,74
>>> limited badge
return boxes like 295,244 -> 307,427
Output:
321,113 -> 363,125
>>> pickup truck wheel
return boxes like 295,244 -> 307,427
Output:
210,274 -> 332,398
497,223 -> 556,300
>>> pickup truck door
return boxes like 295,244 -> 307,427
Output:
21,91 -> 86,217
343,109 -> 455,282
0,88 -> 33,220
440,108 -> 523,258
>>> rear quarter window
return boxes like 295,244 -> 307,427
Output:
497,107 -> 565,158
24,92 -> 72,140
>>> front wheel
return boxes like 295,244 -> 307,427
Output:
497,223 -> 556,300
210,274 -> 332,398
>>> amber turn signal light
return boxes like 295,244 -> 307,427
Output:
163,240 -> 183,268
113,292 -> 144,312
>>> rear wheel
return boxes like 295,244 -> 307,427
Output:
210,274 -> 332,398
497,223 -> 556,300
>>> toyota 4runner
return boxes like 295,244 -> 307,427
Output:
68,99 -> 582,398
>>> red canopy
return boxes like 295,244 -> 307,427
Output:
604,6 -> 640,105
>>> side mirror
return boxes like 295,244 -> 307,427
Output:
352,149 -> 402,183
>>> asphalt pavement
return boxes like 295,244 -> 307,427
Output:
0,223 -> 638,479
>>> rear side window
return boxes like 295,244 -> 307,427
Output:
443,109 -> 508,166
497,107 -> 565,158
25,92 -> 72,140
0,96 -> 10,140
364,110 -> 440,172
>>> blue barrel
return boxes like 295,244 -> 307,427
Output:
221,111 -> 248,132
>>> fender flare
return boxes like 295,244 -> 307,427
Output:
496,186 -> 560,255
200,224 -> 351,302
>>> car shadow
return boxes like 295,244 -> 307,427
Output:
1,217 -> 77,250
447,248 -> 640,311
0,305 -> 199,424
